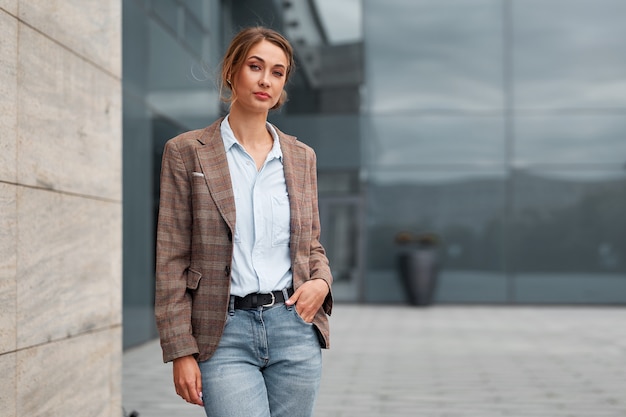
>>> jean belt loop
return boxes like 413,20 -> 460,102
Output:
228,295 -> 235,316
282,288 -> 292,310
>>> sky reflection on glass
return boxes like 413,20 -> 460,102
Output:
364,0 -> 504,113
514,0 -> 626,109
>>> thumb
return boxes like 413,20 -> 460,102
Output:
285,287 -> 301,306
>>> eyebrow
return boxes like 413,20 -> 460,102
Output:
248,55 -> 286,69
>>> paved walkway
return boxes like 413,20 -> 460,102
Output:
123,305 -> 626,417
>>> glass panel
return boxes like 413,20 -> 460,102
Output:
123,0 -> 157,349
365,115 -> 506,168
147,19 -> 219,128
269,114 -> 361,170
364,0 -> 504,112
513,0 -> 626,109
365,169 -> 509,303
313,0 -> 362,44
511,168 -> 626,303
282,0 -> 364,115
322,203 -> 359,283
122,0 -> 218,349
185,0 -> 206,20
317,171 -> 360,195
515,114 -> 626,165
151,0 -> 179,33
184,9 -> 205,56
319,197 -> 364,302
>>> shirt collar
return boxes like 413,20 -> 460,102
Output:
221,115 -> 283,162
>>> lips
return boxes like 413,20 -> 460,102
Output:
254,92 -> 271,100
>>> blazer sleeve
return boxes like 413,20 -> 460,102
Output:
307,149 -> 334,315
154,139 -> 199,362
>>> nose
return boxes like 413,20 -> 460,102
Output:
259,71 -> 270,88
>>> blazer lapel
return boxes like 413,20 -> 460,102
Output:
196,120 -> 236,231
279,131 -> 306,262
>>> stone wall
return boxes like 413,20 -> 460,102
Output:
0,1 -> 122,416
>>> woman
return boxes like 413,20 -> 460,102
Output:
154,26 -> 333,417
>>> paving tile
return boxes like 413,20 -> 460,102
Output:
123,305 -> 626,417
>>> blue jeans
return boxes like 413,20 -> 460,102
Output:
198,302 -> 322,417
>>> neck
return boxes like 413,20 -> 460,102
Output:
228,107 -> 271,147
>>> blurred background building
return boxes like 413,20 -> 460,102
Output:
123,0 -> 626,349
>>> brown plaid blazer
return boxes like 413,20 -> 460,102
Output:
155,118 -> 333,363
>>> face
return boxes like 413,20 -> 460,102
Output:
231,40 -> 288,114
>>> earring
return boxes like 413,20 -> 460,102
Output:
227,79 -> 231,85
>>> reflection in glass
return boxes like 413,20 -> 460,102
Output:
367,169 -> 507,268
511,168 -> 626,303
151,0 -> 179,33
514,0 -> 626,109
122,0 -> 216,348
511,168 -> 626,274
515,115 -> 626,165
321,202 -> 359,282
319,196 -> 365,302
365,0 -> 504,112
364,115 -> 506,169
282,0 -> 364,115
313,0 -> 362,44
366,169 -> 509,302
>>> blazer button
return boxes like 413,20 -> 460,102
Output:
224,265 -> 231,276
227,231 -> 233,242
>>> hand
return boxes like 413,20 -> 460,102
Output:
285,279 -> 329,323
173,355 -> 204,406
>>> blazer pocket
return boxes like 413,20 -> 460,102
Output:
271,194 -> 291,246
191,171 -> 204,177
186,268 -> 202,290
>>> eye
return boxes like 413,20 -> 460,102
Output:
273,70 -> 284,77
249,64 -> 261,71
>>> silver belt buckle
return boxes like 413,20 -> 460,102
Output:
262,292 -> 276,307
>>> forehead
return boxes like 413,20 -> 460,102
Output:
246,40 -> 288,66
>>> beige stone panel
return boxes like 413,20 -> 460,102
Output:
109,326 -> 122,417
0,11 -> 17,183
0,353 -> 16,417
0,0 -> 17,16
17,328 -> 120,417
17,24 -> 121,201
0,183 -> 17,354
18,0 -> 120,77
16,187 -> 122,349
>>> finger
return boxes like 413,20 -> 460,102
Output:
194,373 -> 204,406
177,384 -> 190,402
184,378 -> 202,405
296,304 -> 314,323
285,287 -> 302,306
176,378 -> 196,403
189,389 -> 202,405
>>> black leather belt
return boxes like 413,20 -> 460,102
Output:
233,288 -> 294,309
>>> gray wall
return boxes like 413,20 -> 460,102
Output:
0,1 -> 122,416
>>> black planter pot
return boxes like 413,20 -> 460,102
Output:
397,249 -> 438,306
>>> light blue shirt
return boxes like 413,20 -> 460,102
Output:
221,116 -> 293,297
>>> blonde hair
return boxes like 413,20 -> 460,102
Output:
220,27 -> 295,110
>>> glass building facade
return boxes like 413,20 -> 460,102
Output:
123,0 -> 626,348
